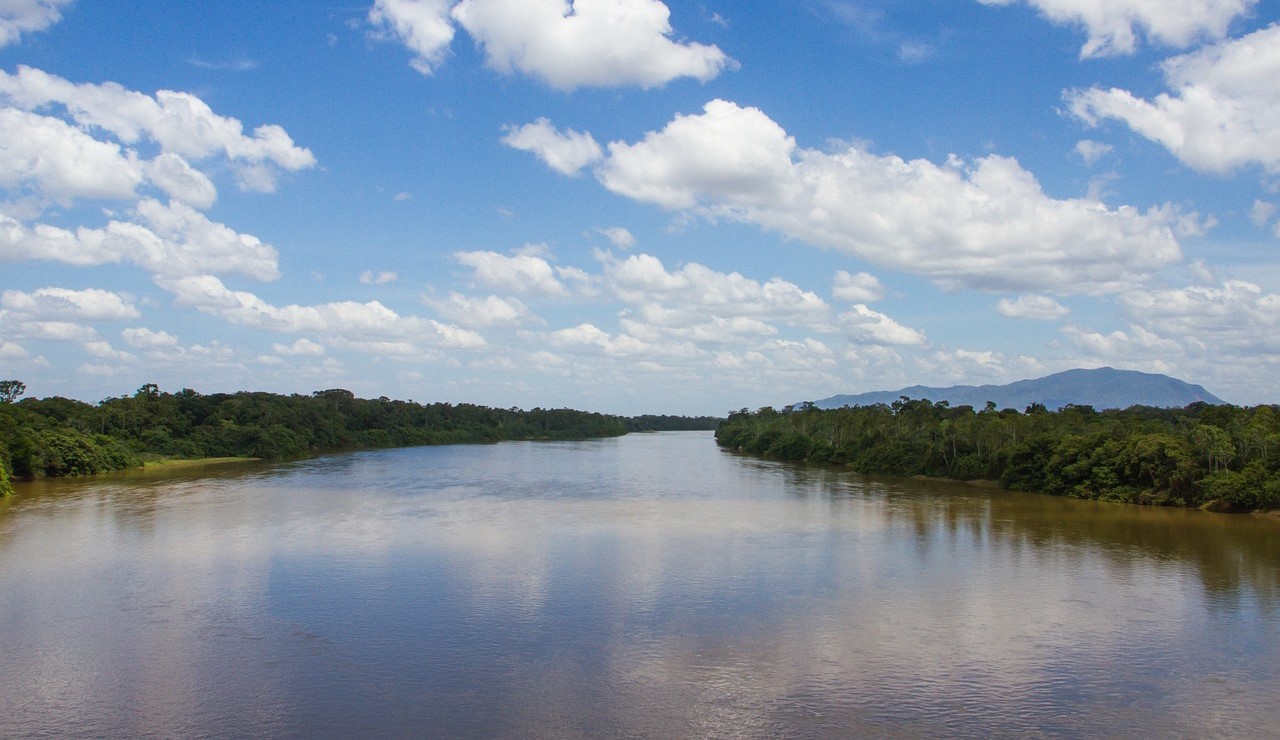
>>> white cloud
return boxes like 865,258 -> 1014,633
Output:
0,108 -> 142,202
0,0 -> 71,48
425,292 -> 532,328
1,287 -> 140,321
1,319 -> 96,342
832,270 -> 885,303
145,152 -> 217,209
368,0 -> 456,75
502,119 -> 603,177
522,100 -> 1181,294
596,226 -> 636,249
77,363 -> 126,377
976,0 -> 1256,57
1067,25 -> 1280,174
122,327 -> 179,349
157,274 -> 487,350
83,340 -> 134,362
1250,200 -> 1276,227
925,348 -> 1009,381
455,247 -> 570,297
0,66 -> 316,191
452,0 -> 733,90
837,304 -> 926,346
1060,323 -> 1185,360
0,199 -> 281,281
996,294 -> 1071,320
1074,139 -> 1113,166
602,252 -> 829,323
547,321 -> 701,360
273,338 -> 327,356
598,100 -> 797,210
360,270 -> 399,285
0,339 -> 27,358
1119,279 -> 1280,354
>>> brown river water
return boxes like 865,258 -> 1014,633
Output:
1,431 -> 1277,737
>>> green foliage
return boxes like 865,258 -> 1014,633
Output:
0,380 -> 25,404
0,442 -> 12,496
716,400 -> 1280,512
625,415 -> 722,432
0,383 -> 646,483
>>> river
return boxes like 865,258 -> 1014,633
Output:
1,431 -> 1277,737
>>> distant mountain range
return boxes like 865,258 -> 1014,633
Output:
804,367 -> 1225,411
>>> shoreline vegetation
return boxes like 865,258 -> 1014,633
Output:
715,399 -> 1280,514
0,382 -> 720,495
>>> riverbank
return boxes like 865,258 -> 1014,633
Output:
143,457 -> 262,470
0,384 -> 721,491
716,401 -> 1280,513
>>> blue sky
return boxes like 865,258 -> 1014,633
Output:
1,0 -> 1278,415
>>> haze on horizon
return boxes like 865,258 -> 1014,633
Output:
1,0 -> 1277,416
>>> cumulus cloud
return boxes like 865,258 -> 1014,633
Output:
519,100 -> 1181,294
145,152 -> 217,209
0,108 -> 142,202
0,199 -> 281,281
83,340 -> 134,362
0,0 -> 70,48
157,274 -> 486,350
838,304 -> 926,346
273,338 -> 327,356
122,327 -> 179,349
0,318 -> 95,342
547,321 -> 701,360
832,271 -> 885,303
1,287 -> 140,321
1250,200 -> 1276,227
455,246 -> 571,297
1119,280 -> 1280,354
425,292 -> 532,328
595,226 -> 636,249
976,0 -> 1256,57
452,0 -> 733,90
0,65 -> 316,192
360,270 -> 399,285
1074,139 -> 1113,166
502,119 -> 603,176
0,339 -> 27,358
368,0 -> 456,75
369,0 -> 732,89
996,294 -> 1070,320
1060,323 -> 1184,360
602,252 -> 829,323
1067,25 -> 1280,175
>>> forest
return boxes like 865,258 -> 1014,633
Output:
715,398 -> 1280,512
0,381 -> 719,494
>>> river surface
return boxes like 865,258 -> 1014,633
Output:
1,431 -> 1277,738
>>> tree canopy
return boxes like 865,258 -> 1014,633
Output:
0,381 -> 717,491
715,399 -> 1280,511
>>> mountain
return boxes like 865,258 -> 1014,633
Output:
805,367 -> 1225,411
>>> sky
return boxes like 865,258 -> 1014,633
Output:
0,0 -> 1278,416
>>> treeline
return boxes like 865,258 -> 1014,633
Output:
715,399 -> 1280,511
0,382 -> 717,492
625,414 -> 722,432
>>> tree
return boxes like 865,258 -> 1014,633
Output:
0,380 -> 26,404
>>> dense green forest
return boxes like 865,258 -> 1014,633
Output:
716,399 -> 1280,512
0,380 -> 718,494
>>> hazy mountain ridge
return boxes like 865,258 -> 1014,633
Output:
806,368 -> 1225,411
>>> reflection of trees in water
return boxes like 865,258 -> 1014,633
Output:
773,461 -> 1279,612
1,461 -> 273,540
